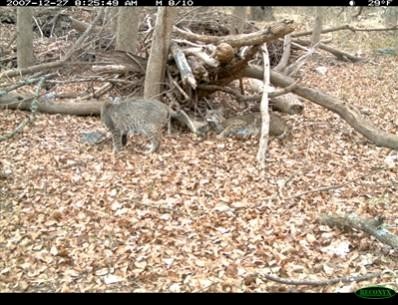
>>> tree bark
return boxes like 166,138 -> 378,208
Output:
17,7 -> 33,68
144,7 -> 177,99
104,7 -> 118,32
243,66 -> 398,150
115,8 -> 140,53
0,93 -> 100,116
311,7 -> 323,47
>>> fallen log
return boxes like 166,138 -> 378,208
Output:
0,93 -> 100,116
295,39 -> 363,62
243,66 -> 398,150
292,24 -> 398,38
174,19 -> 295,48
170,42 -> 197,89
321,213 -> 398,250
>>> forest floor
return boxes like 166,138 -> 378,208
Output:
1,8 -> 398,292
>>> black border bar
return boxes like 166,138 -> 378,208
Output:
2,0 -> 392,7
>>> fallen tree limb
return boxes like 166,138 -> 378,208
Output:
0,93 -> 100,116
292,24 -> 354,37
256,271 -> 381,286
243,66 -> 398,150
198,81 -> 300,109
0,60 -> 65,79
295,39 -> 363,62
321,213 -> 398,250
174,19 -> 295,48
292,24 -> 398,38
274,34 -> 291,72
170,42 -> 197,89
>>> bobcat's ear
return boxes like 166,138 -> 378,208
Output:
109,96 -> 121,104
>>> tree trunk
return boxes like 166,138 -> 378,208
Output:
115,8 -> 140,53
104,8 -> 118,32
144,7 -> 177,99
250,7 -> 274,21
231,7 -> 247,34
17,7 -> 33,68
311,7 -> 323,47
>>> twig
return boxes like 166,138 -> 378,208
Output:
285,183 -> 348,200
274,34 -> 291,73
32,16 -> 44,39
292,24 -> 398,38
63,10 -> 103,61
167,70 -> 190,101
1,73 -> 57,95
284,168 -> 383,200
198,78 -> 300,104
285,41 -> 321,76
257,271 -> 381,286
47,76 -> 139,85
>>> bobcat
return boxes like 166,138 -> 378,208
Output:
206,109 -> 286,138
101,97 -> 170,154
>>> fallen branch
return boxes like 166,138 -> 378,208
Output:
174,19 -> 295,48
184,47 -> 219,67
198,81 -> 300,107
257,271 -> 381,286
296,39 -> 363,62
0,93 -> 101,116
170,42 -> 197,89
321,213 -> 398,250
292,24 -> 398,38
285,41 -> 320,76
274,34 -> 291,73
243,67 -> 398,150
0,60 -> 65,79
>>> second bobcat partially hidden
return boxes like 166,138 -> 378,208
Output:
206,109 -> 287,138
101,97 -> 170,154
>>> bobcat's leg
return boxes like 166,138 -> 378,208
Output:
143,132 -> 160,154
111,129 -> 124,153
218,127 -> 232,138
121,133 -> 128,146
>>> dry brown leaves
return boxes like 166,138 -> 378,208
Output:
1,21 -> 398,293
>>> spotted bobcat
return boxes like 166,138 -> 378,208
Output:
101,97 -> 170,154
206,109 -> 286,138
